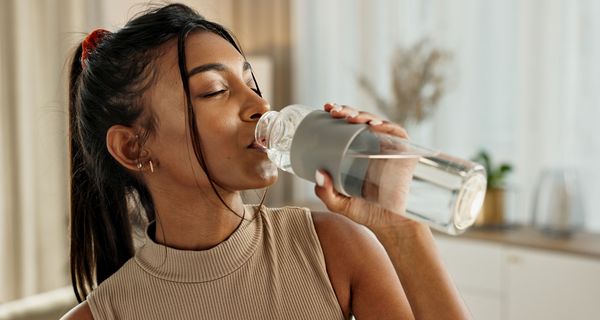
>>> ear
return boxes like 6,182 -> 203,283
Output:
106,125 -> 147,171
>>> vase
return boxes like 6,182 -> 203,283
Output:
474,187 -> 506,227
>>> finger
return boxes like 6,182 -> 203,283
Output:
345,111 -> 380,124
324,103 -> 409,139
329,104 -> 383,125
314,169 -> 350,213
368,120 -> 410,139
323,102 -> 336,112
325,104 -> 378,123
328,104 -> 359,119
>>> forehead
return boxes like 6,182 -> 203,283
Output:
155,31 -> 245,80
184,31 -> 244,69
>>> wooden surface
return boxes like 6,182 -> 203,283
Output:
437,225 -> 600,260
300,200 -> 600,260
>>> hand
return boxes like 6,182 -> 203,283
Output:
314,103 -> 419,230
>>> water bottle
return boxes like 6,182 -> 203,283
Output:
255,104 -> 487,235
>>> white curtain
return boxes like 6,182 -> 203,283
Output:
0,0 -> 97,302
292,0 -> 600,230
0,0 -> 292,302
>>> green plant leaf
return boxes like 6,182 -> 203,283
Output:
499,164 -> 512,174
472,150 -> 492,173
471,149 -> 513,189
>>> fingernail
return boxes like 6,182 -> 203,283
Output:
346,110 -> 359,118
331,104 -> 343,113
315,170 -> 325,187
369,119 -> 383,126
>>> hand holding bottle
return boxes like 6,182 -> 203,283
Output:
314,103 -> 419,230
255,102 -> 486,234
254,101 -> 481,316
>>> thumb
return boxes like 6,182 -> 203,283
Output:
314,170 -> 350,213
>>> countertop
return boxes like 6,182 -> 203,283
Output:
298,201 -> 600,260
436,225 -> 600,260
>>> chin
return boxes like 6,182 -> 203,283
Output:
257,171 -> 278,187
255,160 -> 278,183
237,175 -> 277,191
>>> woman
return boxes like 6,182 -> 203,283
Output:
62,3 -> 469,319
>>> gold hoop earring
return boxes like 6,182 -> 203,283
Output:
149,160 -> 154,173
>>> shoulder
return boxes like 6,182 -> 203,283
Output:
77,259 -> 139,318
310,211 -> 386,276
264,206 -> 386,271
311,211 -> 396,318
260,205 -> 315,233
60,301 -> 94,320
312,211 -> 415,318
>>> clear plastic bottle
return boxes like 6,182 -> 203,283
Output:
255,104 -> 487,235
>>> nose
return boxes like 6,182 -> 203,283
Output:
243,89 -> 270,122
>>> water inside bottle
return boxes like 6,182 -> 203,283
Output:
341,152 -> 487,233
256,106 -> 487,234
264,131 -> 486,233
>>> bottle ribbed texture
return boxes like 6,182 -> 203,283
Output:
87,205 -> 345,320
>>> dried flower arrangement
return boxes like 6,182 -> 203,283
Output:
359,39 -> 451,126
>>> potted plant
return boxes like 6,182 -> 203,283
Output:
472,150 -> 513,227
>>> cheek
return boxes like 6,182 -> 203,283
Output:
196,121 -> 240,170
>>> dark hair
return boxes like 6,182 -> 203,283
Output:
68,3 -> 264,302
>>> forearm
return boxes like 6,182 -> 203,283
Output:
371,222 -> 471,320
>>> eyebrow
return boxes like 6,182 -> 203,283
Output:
188,61 -> 252,78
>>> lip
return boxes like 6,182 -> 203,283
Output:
248,141 -> 268,153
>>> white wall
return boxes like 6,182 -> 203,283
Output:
292,0 -> 600,231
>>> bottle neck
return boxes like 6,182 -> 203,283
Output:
255,110 -> 279,149
254,105 -> 316,149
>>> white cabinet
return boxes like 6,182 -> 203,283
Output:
505,247 -> 600,320
435,237 -> 506,320
435,235 -> 600,320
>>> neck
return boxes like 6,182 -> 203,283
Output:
149,183 -> 246,250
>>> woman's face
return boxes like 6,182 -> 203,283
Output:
145,31 -> 277,193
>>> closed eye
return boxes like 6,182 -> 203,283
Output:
202,89 -> 227,98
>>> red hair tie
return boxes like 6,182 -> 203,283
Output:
81,29 -> 110,69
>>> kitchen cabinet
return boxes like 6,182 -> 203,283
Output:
505,247 -> 600,320
435,233 -> 600,320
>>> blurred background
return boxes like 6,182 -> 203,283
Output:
1,0 -> 599,319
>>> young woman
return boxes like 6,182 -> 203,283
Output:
62,3 -> 470,319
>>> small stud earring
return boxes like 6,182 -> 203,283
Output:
136,162 -> 143,169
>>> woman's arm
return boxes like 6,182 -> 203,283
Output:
371,221 -> 471,319
312,211 -> 415,320
315,172 -> 471,320
314,103 -> 471,319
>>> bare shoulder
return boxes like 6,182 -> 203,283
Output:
311,210 -> 413,319
311,212 -> 389,278
311,210 -> 385,265
311,211 -> 382,319
60,301 -> 94,320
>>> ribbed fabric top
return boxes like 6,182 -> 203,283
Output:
87,205 -> 345,320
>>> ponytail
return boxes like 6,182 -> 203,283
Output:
68,43 -> 137,302
68,44 -> 93,302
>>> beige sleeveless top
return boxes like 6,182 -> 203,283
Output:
87,205 -> 345,319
